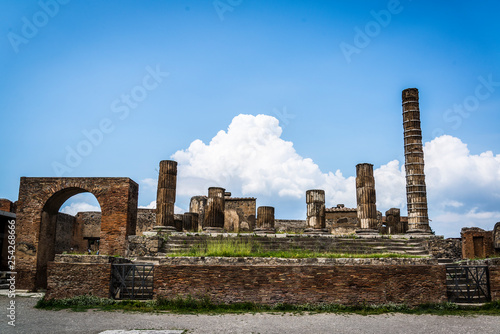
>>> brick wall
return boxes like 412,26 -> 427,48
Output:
461,227 -> 496,259
154,258 -> 447,306
46,262 -> 111,299
0,199 -> 14,212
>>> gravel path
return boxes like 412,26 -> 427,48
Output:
1,296 -> 500,334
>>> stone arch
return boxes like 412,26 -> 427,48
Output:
16,177 -> 138,290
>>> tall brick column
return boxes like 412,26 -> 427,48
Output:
255,206 -> 275,233
305,189 -> 327,234
155,160 -> 177,232
402,88 -> 431,234
203,187 -> 225,232
356,163 -> 378,234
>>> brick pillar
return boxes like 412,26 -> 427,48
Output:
155,160 -> 177,232
305,189 -> 327,234
255,206 -> 275,233
204,187 -> 225,232
402,88 -> 431,234
356,163 -> 378,234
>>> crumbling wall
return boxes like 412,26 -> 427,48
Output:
461,227 -> 496,259
224,198 -> 256,232
422,237 -> 462,260
275,219 -> 307,233
137,209 -> 156,235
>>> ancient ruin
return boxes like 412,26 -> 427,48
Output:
3,88 -> 500,306
402,88 -> 431,233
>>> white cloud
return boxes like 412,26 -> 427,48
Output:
171,114 -> 500,237
138,200 -> 185,214
60,202 -> 100,216
172,114 -> 356,210
140,178 -> 158,190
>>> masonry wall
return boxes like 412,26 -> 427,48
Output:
46,262 -> 111,299
0,199 -> 14,212
154,258 -> 447,306
461,228 -> 496,259
137,209 -> 156,235
275,219 -> 306,233
224,198 -> 256,232
55,213 -> 80,253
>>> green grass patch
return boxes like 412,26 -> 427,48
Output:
167,238 -> 422,259
35,295 -> 500,315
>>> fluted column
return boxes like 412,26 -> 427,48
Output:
305,189 -> 327,234
402,88 -> 431,233
255,206 -> 275,233
203,187 -> 225,232
155,160 -> 177,232
356,163 -> 378,234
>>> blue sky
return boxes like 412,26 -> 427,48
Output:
1,0 -> 500,237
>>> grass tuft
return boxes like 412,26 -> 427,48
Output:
168,238 -> 422,259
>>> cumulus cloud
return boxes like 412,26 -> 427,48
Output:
60,202 -> 100,216
171,114 -> 500,237
172,114 -> 356,211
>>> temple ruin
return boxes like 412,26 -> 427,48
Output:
2,88 -> 500,305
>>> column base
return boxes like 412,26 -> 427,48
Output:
203,227 -> 224,233
153,225 -> 177,234
355,229 -> 379,235
254,228 -> 276,234
304,228 -> 329,235
406,229 -> 433,235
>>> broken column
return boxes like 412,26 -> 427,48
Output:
385,208 -> 401,234
356,163 -> 378,234
402,88 -> 431,233
154,160 -> 177,232
255,206 -> 275,233
189,196 -> 207,231
305,189 -> 327,233
203,187 -> 225,232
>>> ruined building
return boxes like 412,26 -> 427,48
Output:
11,87 -> 500,294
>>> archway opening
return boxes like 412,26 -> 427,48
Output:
36,189 -> 102,289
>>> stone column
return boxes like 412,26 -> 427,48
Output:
356,163 -> 378,234
385,208 -> 401,234
154,160 -> 177,232
255,206 -> 275,233
402,88 -> 431,234
189,196 -> 207,231
305,189 -> 327,234
203,187 -> 225,232
183,212 -> 199,232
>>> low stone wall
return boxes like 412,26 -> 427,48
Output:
127,235 -> 163,257
45,255 -> 130,299
154,257 -> 447,306
422,237 -> 462,260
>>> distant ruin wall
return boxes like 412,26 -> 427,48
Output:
224,198 -> 256,232
461,228 -> 496,259
275,219 -> 307,233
